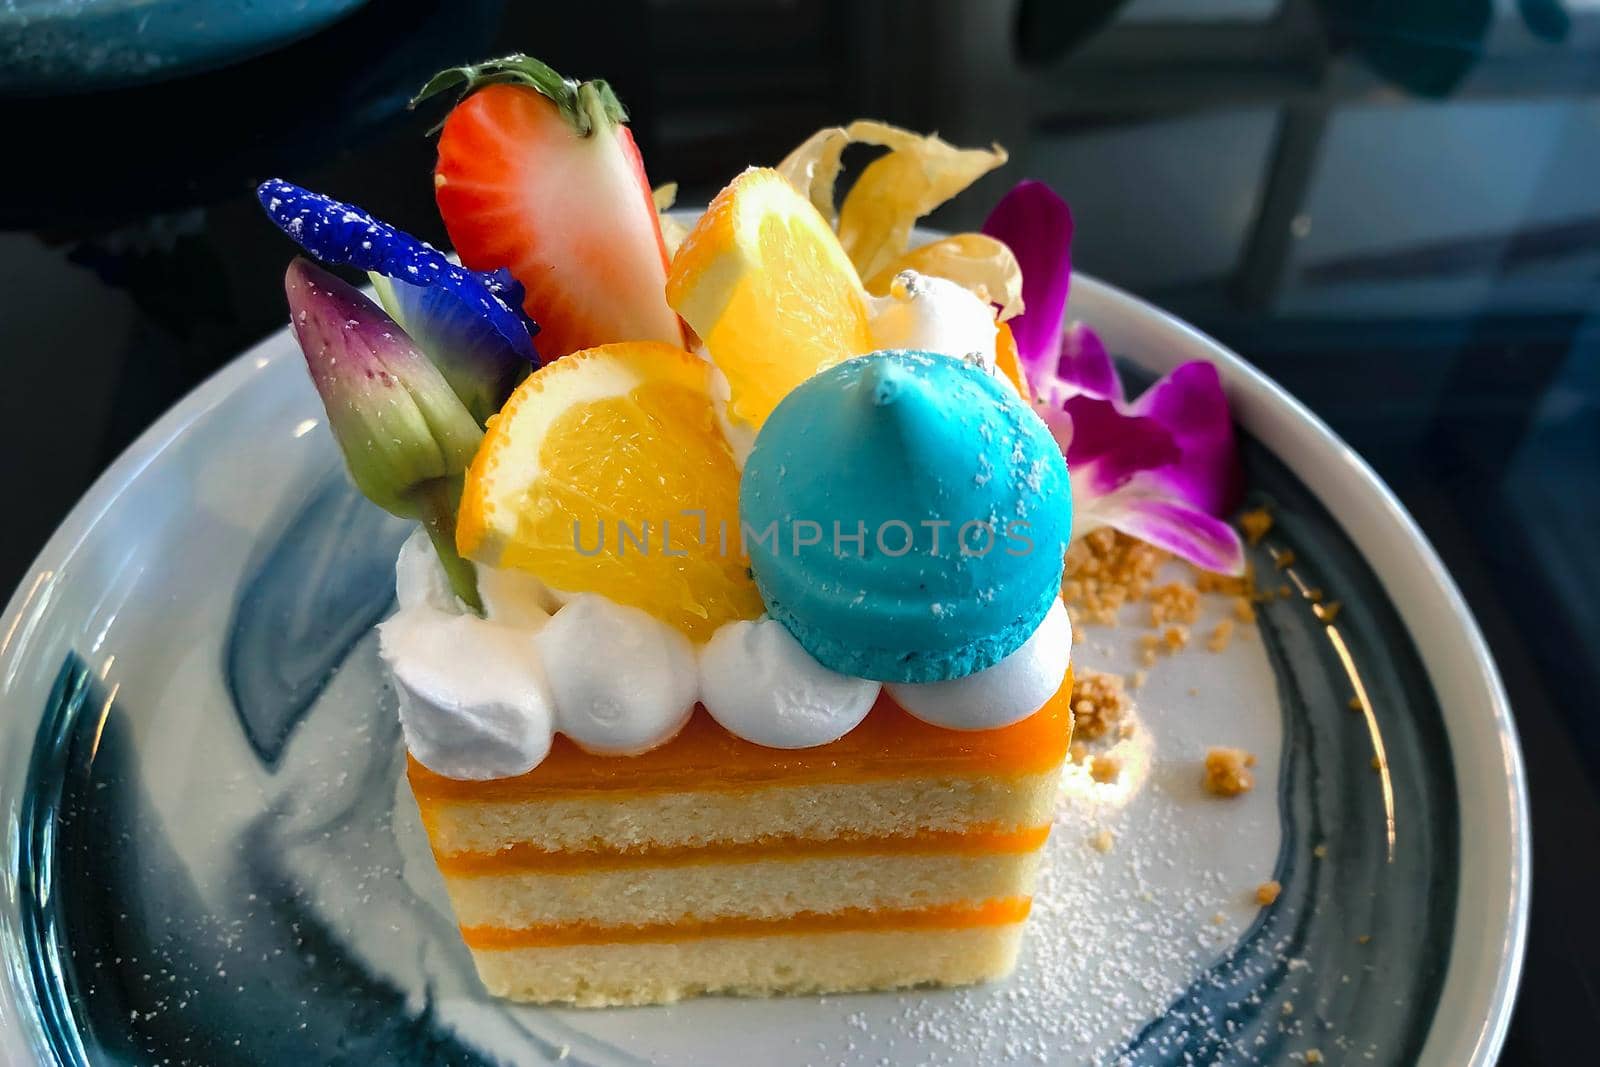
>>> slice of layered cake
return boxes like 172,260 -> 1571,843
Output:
409,683 -> 1071,1004
386,336 -> 1075,1005
265,54 -> 1080,1006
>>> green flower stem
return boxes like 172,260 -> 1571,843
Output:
412,477 -> 483,615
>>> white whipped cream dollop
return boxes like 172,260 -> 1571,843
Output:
699,618 -> 880,748
887,598 -> 1073,731
395,527 -> 460,613
706,362 -> 759,469
477,563 -> 558,628
381,531 -> 1071,778
868,270 -> 998,372
380,607 -> 555,780
536,594 -> 697,755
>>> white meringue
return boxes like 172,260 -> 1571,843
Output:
699,617 -> 880,748
535,594 -> 697,755
886,598 -> 1072,731
867,270 -> 999,371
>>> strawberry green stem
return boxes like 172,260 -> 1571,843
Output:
412,477 -> 483,614
412,54 -> 626,136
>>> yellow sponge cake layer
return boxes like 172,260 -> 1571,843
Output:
418,769 -> 1061,856
442,847 -> 1045,929
435,825 -> 1049,874
472,923 -> 1028,1006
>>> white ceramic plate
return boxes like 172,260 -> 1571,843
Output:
0,274 -> 1528,1065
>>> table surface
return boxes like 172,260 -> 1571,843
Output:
2,1 -> 1596,1062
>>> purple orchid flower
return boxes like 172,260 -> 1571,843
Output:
983,180 -> 1246,575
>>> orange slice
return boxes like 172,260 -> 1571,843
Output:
666,167 -> 875,429
457,342 -> 762,641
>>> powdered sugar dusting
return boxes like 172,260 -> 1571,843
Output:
825,569 -> 1282,1064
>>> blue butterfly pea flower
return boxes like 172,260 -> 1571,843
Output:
258,179 -> 539,425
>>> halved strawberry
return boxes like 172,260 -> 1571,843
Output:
416,56 -> 684,360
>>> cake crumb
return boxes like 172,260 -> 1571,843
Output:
1118,722 -> 1137,740
1371,755 -> 1385,771
1069,741 -> 1089,764
1062,529 -> 1169,624
1313,843 -> 1328,859
1282,1000 -> 1295,1016
1348,696 -> 1363,712
1203,747 -> 1257,796
1211,912 -> 1226,925
1306,1049 -> 1324,1064
1162,625 -> 1189,651
1149,581 -> 1201,626
1089,754 -> 1122,784
1357,934 -> 1372,944
1256,880 -> 1282,905
1274,549 -> 1296,570
1233,596 -> 1257,623
1071,668 -> 1130,741
1318,600 -> 1343,622
1089,829 -> 1115,853
1239,508 -> 1273,545
1207,619 -> 1236,652
1195,563 -> 1254,598
1127,669 -> 1147,690
1279,583 -> 1292,597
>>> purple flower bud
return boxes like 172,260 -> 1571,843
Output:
285,258 -> 482,518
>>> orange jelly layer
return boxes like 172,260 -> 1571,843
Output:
409,669 -> 1073,802
435,825 -> 1052,875
460,897 -> 1033,950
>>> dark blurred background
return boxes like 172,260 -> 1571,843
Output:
2,0 -> 1596,1061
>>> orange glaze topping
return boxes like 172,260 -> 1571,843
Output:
408,668 -> 1073,801
460,896 -> 1033,950
433,825 -> 1052,876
